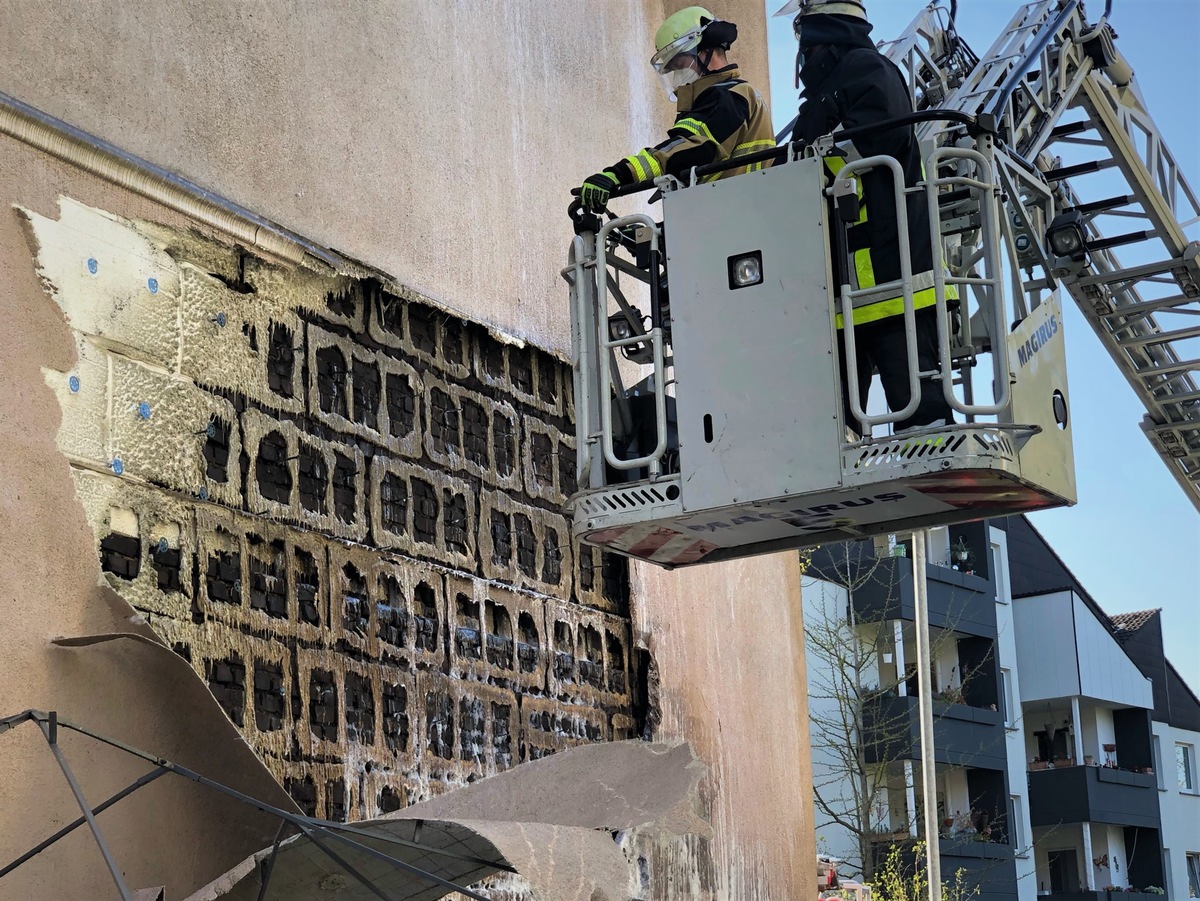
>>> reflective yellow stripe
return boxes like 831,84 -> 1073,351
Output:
674,117 -> 715,142
624,149 -> 663,182
731,139 -> 775,172
825,155 -> 865,202
835,285 -> 948,328
734,139 -> 775,154
624,154 -> 647,182
854,248 -> 875,289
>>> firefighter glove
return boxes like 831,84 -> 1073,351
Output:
580,170 -> 621,213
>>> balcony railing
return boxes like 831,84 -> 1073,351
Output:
871,837 -> 1017,900
1027,765 -> 1159,828
843,556 -> 996,637
864,693 -> 1006,768
1040,892 -> 1169,901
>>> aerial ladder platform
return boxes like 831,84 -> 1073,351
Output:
564,0 -> 1198,568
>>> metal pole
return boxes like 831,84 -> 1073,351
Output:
37,713 -> 134,901
0,766 -> 168,880
911,531 -> 942,901
255,820 -> 289,901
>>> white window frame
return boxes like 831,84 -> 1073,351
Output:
1178,742 -> 1197,794
991,545 -> 1009,603
1186,851 -> 1200,899
1153,733 -> 1165,791
1009,793 -> 1027,857
1001,667 -> 1016,729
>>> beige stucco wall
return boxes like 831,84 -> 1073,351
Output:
0,1 -> 770,355
0,2 -> 814,898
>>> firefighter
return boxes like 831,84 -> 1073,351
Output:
576,6 -> 774,215
779,0 -> 955,435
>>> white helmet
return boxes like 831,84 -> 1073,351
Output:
773,0 -> 867,21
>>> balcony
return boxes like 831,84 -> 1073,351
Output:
844,556 -> 996,637
1027,765 -> 1159,828
1038,893 -> 1167,901
864,693 -> 1006,769
872,837 -> 1016,901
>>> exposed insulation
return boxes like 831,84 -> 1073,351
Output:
30,196 -> 640,849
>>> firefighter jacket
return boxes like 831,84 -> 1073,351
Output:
610,65 -> 774,186
791,33 -> 954,328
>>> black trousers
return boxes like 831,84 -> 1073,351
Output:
837,307 -> 954,434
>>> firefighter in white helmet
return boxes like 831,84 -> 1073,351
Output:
576,6 -> 774,214
777,0 -> 956,435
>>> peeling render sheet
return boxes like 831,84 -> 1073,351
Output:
186,740 -> 707,901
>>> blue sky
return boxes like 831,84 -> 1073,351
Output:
762,0 -> 1200,687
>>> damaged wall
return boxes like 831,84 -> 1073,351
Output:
28,197 -> 638,824
0,1 -> 815,898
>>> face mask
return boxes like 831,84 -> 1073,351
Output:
660,62 -> 701,101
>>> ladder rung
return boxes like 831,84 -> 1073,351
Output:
1045,159 -> 1117,181
1075,194 -> 1137,215
1140,358 -> 1200,377
1156,390 -> 1200,405
1088,230 -> 1156,253
1050,120 -> 1092,140
1119,324 -> 1200,348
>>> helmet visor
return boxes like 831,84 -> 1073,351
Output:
657,65 -> 701,101
651,30 -> 703,73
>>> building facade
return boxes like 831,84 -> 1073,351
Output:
1108,610 -> 1200,900
805,521 -> 1027,901
0,3 -> 816,899
806,516 -> 1195,900
1003,516 -> 1172,899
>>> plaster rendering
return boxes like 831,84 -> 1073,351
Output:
0,2 -> 770,355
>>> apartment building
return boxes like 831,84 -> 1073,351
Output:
806,516 -> 1194,900
1005,516 -> 1169,898
806,521 -> 1026,900
1109,610 -> 1200,899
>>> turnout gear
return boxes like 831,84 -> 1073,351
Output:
580,169 -> 621,213
574,12 -> 769,222
791,13 -> 952,329
788,6 -> 954,430
606,67 -> 774,188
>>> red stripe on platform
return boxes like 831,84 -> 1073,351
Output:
627,528 -> 679,559
668,539 -> 719,564
586,526 -> 631,545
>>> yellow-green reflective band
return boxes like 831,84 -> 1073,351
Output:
834,284 -> 942,329
625,150 -> 662,182
854,248 -> 875,290
626,150 -> 662,180
824,156 -> 865,200
734,139 -> 775,154
674,117 -> 715,142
